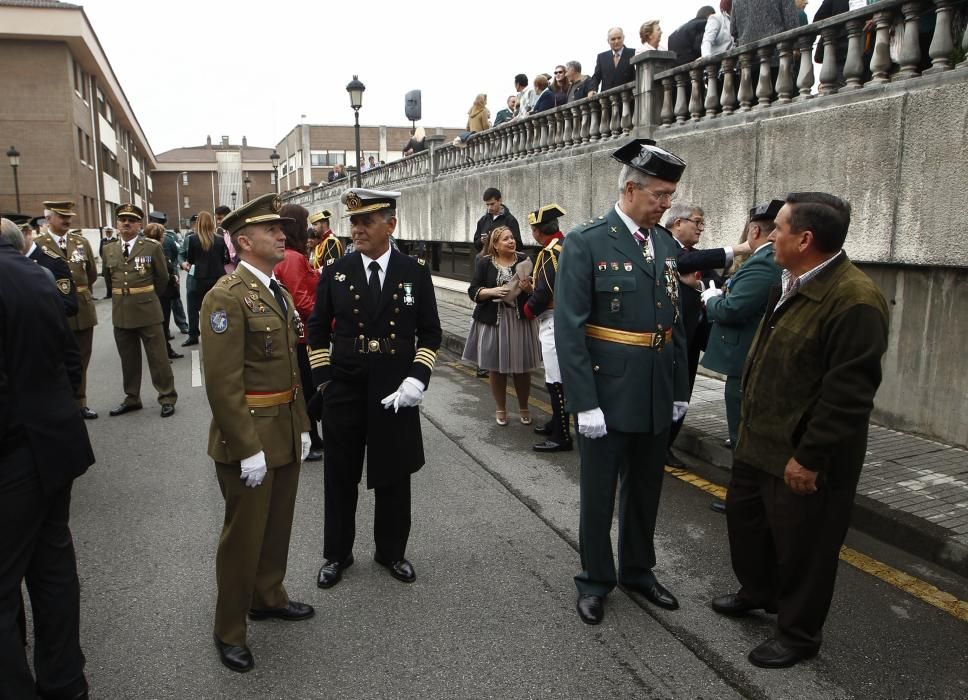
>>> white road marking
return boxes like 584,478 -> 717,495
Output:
192,350 -> 202,387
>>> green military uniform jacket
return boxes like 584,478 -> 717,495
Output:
554,207 -> 689,434
735,254 -> 889,478
201,264 -> 310,468
35,231 -> 97,331
102,236 -> 168,329
701,242 -> 782,378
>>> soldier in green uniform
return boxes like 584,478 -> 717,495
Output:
200,193 -> 314,674
102,204 -> 178,418
308,209 -> 343,270
35,201 -> 99,418
555,139 -> 690,625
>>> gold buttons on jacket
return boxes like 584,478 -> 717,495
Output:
389,321 -> 395,327
613,286 -> 619,292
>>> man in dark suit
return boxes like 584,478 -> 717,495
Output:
308,188 -> 442,589
0,237 -> 94,700
588,27 -> 636,96
1,215 -> 78,317
531,75 -> 555,114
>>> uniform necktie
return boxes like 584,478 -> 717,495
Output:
59,237 -> 67,251
368,261 -> 382,309
122,242 -> 130,258
269,279 -> 288,314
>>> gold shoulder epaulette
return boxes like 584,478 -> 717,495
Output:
43,247 -> 60,259
217,274 -> 242,288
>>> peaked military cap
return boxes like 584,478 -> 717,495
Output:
341,188 -> 401,217
309,209 -> 334,224
612,139 -> 686,183
29,216 -> 46,230
2,213 -> 30,231
749,199 -> 785,222
115,203 -> 144,220
148,210 -> 167,224
220,193 -> 293,235
43,200 -> 76,216
528,204 -> 567,227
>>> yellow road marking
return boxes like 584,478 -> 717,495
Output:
444,360 -> 968,624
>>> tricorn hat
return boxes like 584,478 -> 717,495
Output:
749,199 -> 785,222
527,204 -> 566,227
612,139 -> 686,183
220,193 -> 294,235
308,209 -> 333,224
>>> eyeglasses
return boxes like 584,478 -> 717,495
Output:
685,217 -> 705,228
635,185 -> 677,204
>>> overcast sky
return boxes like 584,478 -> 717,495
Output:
79,0 -> 732,155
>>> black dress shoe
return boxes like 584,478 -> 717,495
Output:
305,448 -> 323,462
316,555 -> 354,588
109,403 -> 142,416
181,337 -> 199,347
748,637 -> 818,669
533,422 -> 553,436
533,440 -> 573,452
635,580 -> 679,610
213,634 -> 253,673
248,600 -> 315,621
665,451 -> 687,468
475,367 -> 489,378
710,500 -> 726,514
160,404 -> 175,418
168,349 -> 184,359
80,407 -> 98,420
374,554 -> 416,583
576,594 -> 604,625
711,593 -> 776,617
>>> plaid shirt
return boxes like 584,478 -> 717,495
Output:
774,250 -> 844,311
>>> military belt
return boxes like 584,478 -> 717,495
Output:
245,386 -> 299,408
75,284 -> 89,292
585,323 -> 672,350
334,335 -> 401,355
120,285 -> 154,296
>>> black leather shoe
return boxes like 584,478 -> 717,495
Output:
475,367 -> 489,378
748,637 -> 818,669
710,500 -> 726,514
160,404 -> 175,418
181,337 -> 199,347
711,593 -> 776,616
179,325 -> 190,335
374,554 -> 416,583
533,440 -> 573,452
109,403 -> 142,416
80,407 -> 98,420
248,600 -> 315,621
305,448 -> 323,462
665,451 -> 686,468
168,349 -> 184,359
533,422 -> 553,436
576,594 -> 604,625
635,580 -> 679,610
316,555 -> 354,588
214,634 -> 253,673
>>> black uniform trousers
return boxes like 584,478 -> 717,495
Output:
726,461 -> 860,652
575,428 -> 668,597
0,442 -> 86,700
321,380 -> 411,562
186,279 -> 218,340
295,344 -> 323,449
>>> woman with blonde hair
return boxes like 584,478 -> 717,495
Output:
466,94 -> 491,132
183,210 -> 229,346
638,20 -> 662,52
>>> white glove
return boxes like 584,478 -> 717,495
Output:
240,451 -> 267,488
701,280 -> 723,304
381,377 -> 426,413
300,432 -> 312,461
672,401 -> 689,422
577,408 -> 608,439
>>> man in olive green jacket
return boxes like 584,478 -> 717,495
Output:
711,192 -> 889,670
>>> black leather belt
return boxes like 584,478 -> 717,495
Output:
334,335 -> 397,355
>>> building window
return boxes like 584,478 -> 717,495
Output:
310,151 -> 345,167
183,196 -> 190,209
182,172 -> 189,186
85,135 -> 93,165
78,128 -> 86,163
101,146 -> 119,179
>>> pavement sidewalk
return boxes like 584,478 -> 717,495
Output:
432,278 -> 968,578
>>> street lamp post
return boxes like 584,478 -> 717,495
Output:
6,146 -> 21,211
243,174 -> 251,203
231,191 -> 237,209
175,170 -> 187,229
270,149 -> 281,194
346,75 -> 366,187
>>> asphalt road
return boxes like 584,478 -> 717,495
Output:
57,296 -> 968,699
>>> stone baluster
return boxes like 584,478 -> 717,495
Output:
540,115 -> 551,152
775,40 -> 795,103
588,97 -> 602,140
554,111 -> 565,149
621,89 -> 634,134
737,52 -> 755,111
796,33 -> 817,98
562,108 -> 573,147
896,2 -> 925,79
869,11 -> 895,83
526,120 -> 536,156
704,64 -> 721,118
926,0 -> 955,73
578,103 -> 590,143
674,73 -> 690,123
755,46 -> 775,108
842,19 -> 866,90
660,77 -> 675,126
720,57 -> 738,115
598,94 -> 612,139
818,26 -> 841,94
689,67 -> 704,120
514,122 -> 525,159
609,93 -> 623,136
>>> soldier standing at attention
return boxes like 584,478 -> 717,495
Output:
103,204 -> 178,418
555,139 -> 690,625
200,194 -> 313,674
308,209 -> 343,270
522,204 -> 573,452
35,200 -> 99,419
308,188 -> 442,589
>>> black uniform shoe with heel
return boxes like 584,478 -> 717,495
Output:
576,594 -> 604,625
214,634 -> 254,673
748,637 -> 818,669
316,555 -> 354,588
109,403 -> 142,416
248,600 -> 314,622
80,407 -> 98,420
374,553 -> 416,583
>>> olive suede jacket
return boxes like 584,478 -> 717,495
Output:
734,254 -> 889,478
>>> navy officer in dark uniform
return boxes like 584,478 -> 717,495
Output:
308,188 -> 442,588
0,215 -> 78,317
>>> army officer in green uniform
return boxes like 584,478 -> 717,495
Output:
103,203 -> 178,417
35,201 -> 99,418
200,193 -> 313,673
555,139 -> 690,625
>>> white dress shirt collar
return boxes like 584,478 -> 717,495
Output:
238,259 -> 278,292
360,246 -> 392,288
26,242 -> 37,257
614,202 -> 656,261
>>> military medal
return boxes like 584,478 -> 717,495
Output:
610,298 -> 621,313
597,261 -> 607,271
264,332 -> 273,358
335,273 -> 346,282
402,282 -> 414,306
664,258 -> 681,324
610,261 -> 619,271
293,309 -> 306,338
624,261 -> 633,271
243,296 -> 256,311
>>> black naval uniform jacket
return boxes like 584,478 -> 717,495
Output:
307,249 -> 442,488
523,233 -> 563,321
28,245 -> 79,317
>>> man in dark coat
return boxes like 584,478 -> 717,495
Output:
668,6 -> 717,65
1,215 -> 78,317
588,27 -> 636,95
473,187 -> 523,253
711,192 -> 889,669
308,188 -> 442,589
0,237 -> 94,700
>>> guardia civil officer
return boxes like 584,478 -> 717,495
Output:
35,201 -> 99,419
307,188 -> 442,588
102,204 -> 178,418
555,139 -> 690,625
522,204 -> 572,452
308,209 -> 344,270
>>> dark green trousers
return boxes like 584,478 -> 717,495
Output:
575,428 -> 669,597
725,375 -> 741,447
